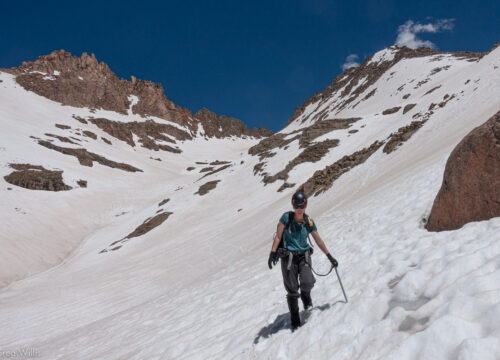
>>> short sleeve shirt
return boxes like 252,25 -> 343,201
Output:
279,212 -> 317,251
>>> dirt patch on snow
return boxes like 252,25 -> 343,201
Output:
4,163 -> 72,191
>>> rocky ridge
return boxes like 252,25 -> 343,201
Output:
2,50 -> 271,140
286,45 -> 485,126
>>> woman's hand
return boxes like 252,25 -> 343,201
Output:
268,251 -> 279,269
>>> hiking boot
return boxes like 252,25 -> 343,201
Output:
300,291 -> 313,310
287,296 -> 301,331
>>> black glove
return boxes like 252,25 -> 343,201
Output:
268,251 -> 279,269
327,253 -> 338,268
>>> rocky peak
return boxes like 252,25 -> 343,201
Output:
2,50 -> 272,139
195,108 -> 272,138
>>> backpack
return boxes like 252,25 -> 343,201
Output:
278,211 -> 314,250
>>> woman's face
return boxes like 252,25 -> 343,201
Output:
294,205 -> 306,215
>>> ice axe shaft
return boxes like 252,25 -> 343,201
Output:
335,268 -> 348,303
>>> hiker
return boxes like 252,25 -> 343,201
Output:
268,191 -> 338,331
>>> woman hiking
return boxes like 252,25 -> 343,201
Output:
268,191 -> 338,331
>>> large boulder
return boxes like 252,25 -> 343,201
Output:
426,111 -> 500,231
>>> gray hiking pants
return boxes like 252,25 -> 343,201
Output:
280,251 -> 316,299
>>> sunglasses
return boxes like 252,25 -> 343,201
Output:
293,204 -> 305,209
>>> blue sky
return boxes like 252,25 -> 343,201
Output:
1,0 -> 498,132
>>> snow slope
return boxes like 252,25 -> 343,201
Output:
0,45 -> 499,359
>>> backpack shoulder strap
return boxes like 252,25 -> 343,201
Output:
303,213 -> 313,232
287,211 -> 294,229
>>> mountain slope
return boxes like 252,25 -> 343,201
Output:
0,44 -> 499,359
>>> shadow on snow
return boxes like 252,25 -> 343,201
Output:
253,300 -> 346,344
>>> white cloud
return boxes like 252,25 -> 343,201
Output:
395,18 -> 455,49
341,54 -> 360,71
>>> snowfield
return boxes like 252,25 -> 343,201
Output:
0,45 -> 499,360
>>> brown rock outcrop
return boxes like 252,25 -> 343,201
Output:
195,108 -> 272,138
426,111 -> 500,231
4,163 -> 72,191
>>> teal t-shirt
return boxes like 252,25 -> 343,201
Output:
279,212 -> 317,251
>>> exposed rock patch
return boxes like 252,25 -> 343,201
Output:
383,120 -> 426,154
209,160 -> 231,165
298,140 -> 385,196
123,212 -> 172,239
101,212 -> 173,253
38,140 -> 142,172
158,198 -> 170,206
195,180 -> 220,195
44,133 -> 77,144
382,107 -> 401,115
198,164 -> 232,180
427,111 -> 500,231
402,103 -> 417,115
87,117 -> 187,153
248,133 -> 299,157
298,118 -> 360,148
277,182 -> 296,192
72,115 -> 88,124
263,139 -> 340,186
249,118 -> 359,158
424,85 -> 442,96
77,179 -> 87,188
4,163 -> 72,191
55,124 -> 71,130
195,108 -> 272,138
363,89 -> 377,101
82,130 -> 97,140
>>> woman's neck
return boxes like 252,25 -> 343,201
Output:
294,212 -> 304,223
